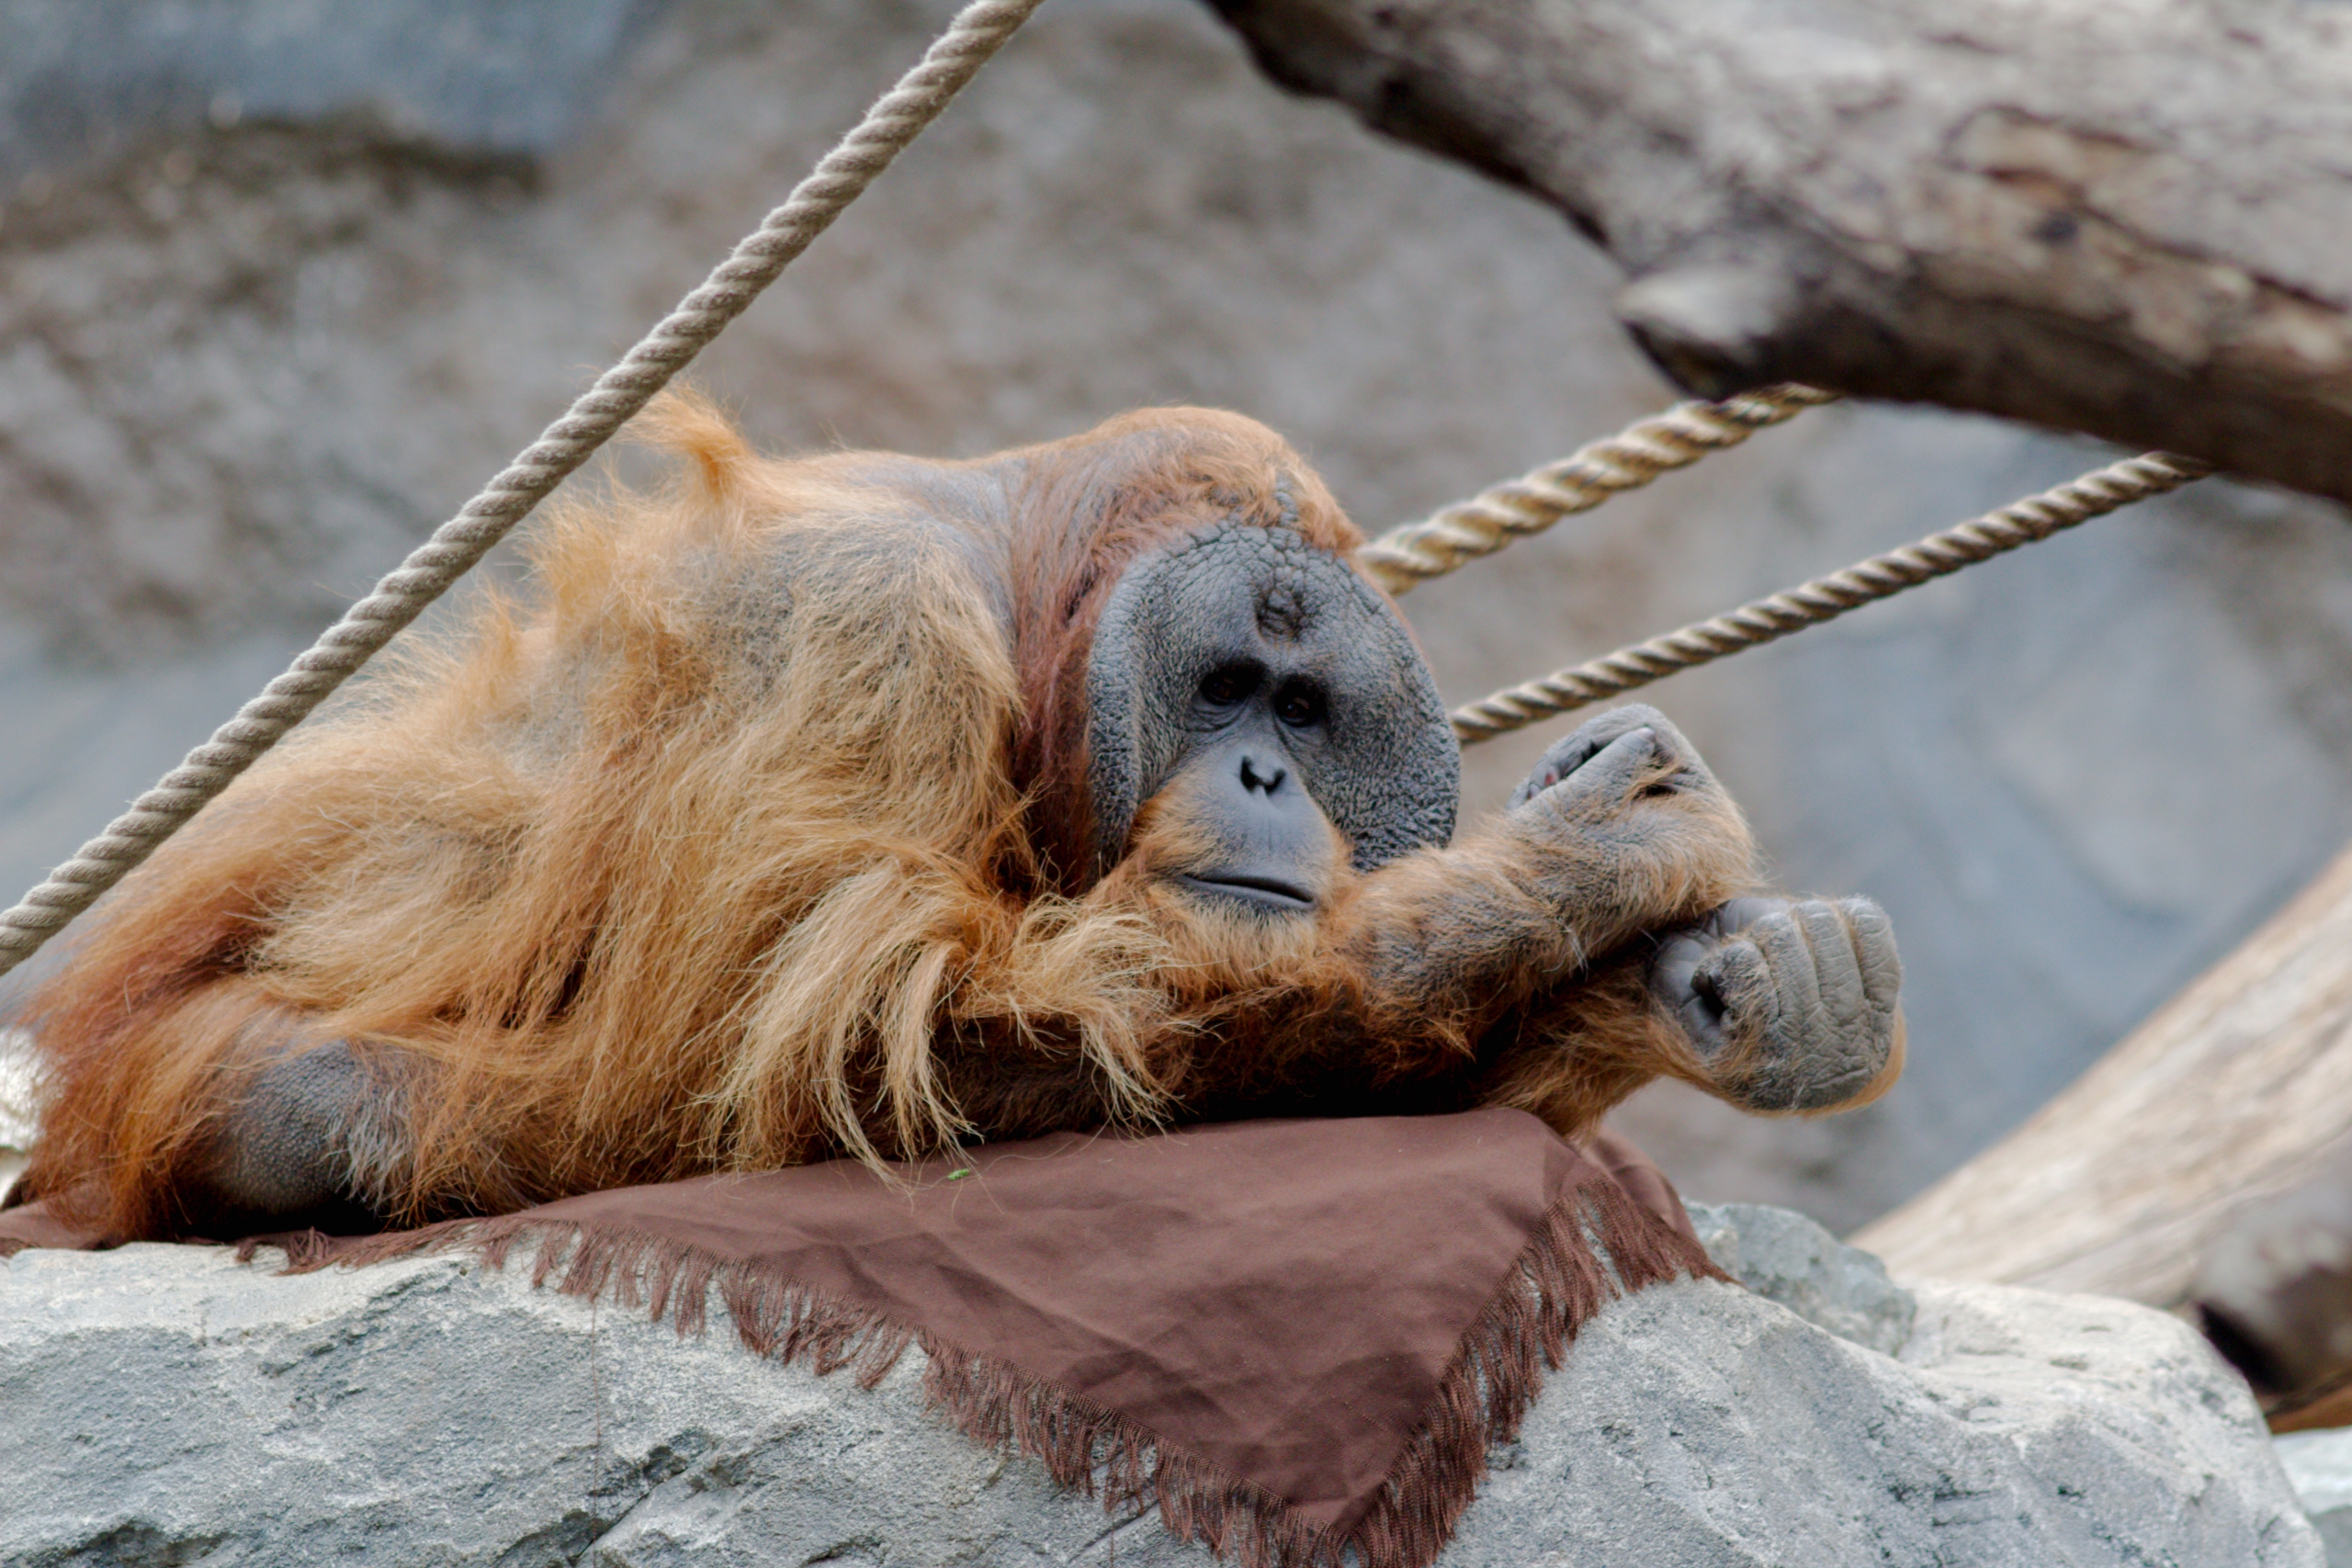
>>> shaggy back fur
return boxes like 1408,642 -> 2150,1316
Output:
17,396 -> 1373,1233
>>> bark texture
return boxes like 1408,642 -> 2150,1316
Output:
1204,0 -> 2352,506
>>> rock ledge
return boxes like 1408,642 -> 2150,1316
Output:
0,1206 -> 2316,1566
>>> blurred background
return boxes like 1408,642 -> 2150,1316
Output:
3,0 -> 2350,1233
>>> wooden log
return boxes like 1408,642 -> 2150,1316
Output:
1204,0 -> 2352,505
2191,1134 -> 2352,1428
1852,841 -> 2352,1316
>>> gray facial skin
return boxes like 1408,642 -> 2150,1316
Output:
1084,521 -> 1459,902
1167,719 -> 1332,912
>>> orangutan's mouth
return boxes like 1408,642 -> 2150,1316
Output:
1176,873 -> 1317,913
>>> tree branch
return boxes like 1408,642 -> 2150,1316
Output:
1204,0 -> 2352,505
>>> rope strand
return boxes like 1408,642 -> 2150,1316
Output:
0,0 -> 1046,981
1360,384 -> 1838,594
1450,450 -> 2212,744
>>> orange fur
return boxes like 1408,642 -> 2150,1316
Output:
15,396 -> 1759,1239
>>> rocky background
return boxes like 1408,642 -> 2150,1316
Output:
4,0 -> 2350,1231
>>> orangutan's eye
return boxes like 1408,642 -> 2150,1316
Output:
1274,682 -> 1325,728
1199,666 -> 1254,708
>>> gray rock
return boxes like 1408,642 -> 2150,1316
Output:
0,0 -> 656,186
1482,1276 -> 2316,1568
0,1220 -> 2316,1565
1687,1198 -> 1916,1355
2277,1427 -> 2352,1567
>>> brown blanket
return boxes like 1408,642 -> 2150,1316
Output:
0,1110 -> 1716,1568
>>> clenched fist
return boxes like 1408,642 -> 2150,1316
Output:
1648,896 -> 1904,1112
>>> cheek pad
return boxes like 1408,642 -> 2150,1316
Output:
1085,523 -> 1459,878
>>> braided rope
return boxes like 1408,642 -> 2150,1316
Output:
1451,450 -> 2212,744
0,0 -> 1044,981
1360,383 -> 1840,594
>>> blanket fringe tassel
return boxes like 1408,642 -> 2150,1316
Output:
259,1176 -> 1721,1568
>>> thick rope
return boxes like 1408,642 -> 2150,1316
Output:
1451,450 -> 2212,744
0,0 -> 1045,982
1360,384 -> 1839,594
